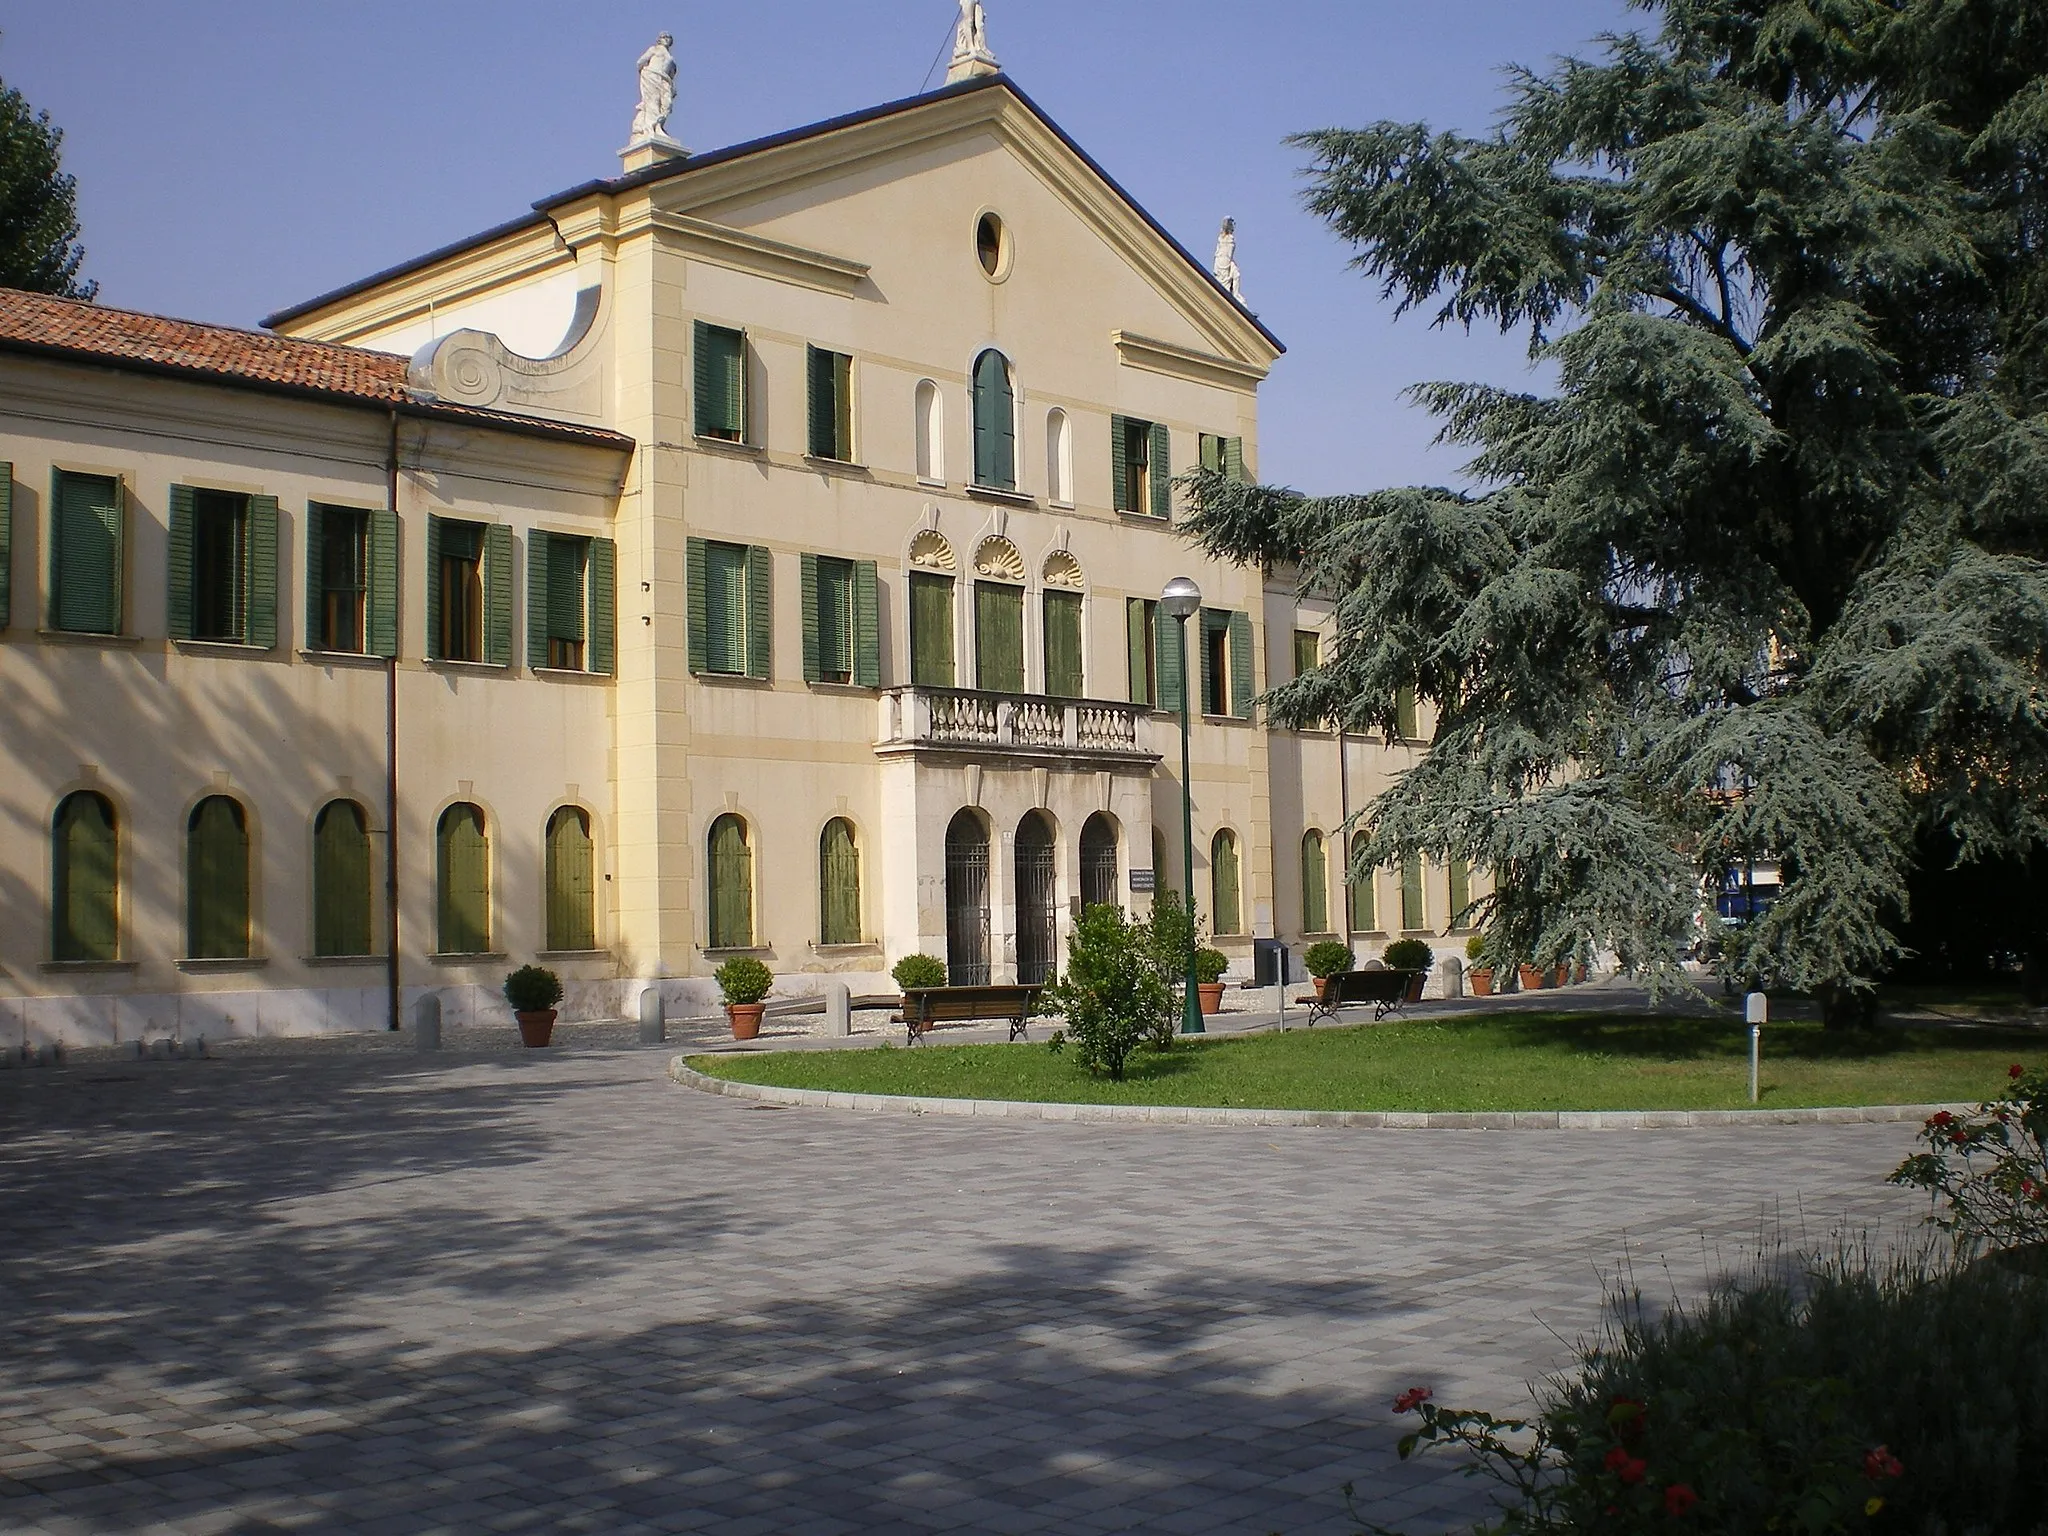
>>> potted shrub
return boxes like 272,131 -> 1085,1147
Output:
1465,933 -> 1494,996
1518,962 -> 1548,992
503,964 -> 564,1048
892,953 -> 948,994
1194,947 -> 1230,1015
715,955 -> 774,1041
1303,940 -> 1355,1003
1383,938 -> 1435,1001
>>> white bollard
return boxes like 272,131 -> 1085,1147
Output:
1745,991 -> 1767,1103
415,993 -> 443,1052
825,983 -> 852,1038
639,985 -> 667,1045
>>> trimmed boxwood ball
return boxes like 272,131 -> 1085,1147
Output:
892,953 -> 948,991
714,955 -> 773,1006
1384,938 -> 1435,972
1193,947 -> 1230,985
1466,932 -> 1488,963
503,964 -> 564,1012
1304,940 -> 1355,979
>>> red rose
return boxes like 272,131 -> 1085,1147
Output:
1394,1387 -> 1432,1414
1929,1111 -> 1955,1128
1950,1130 -> 1969,1145
2012,1064 -> 2026,1079
1664,1483 -> 1699,1517
1864,1446 -> 1904,1481
1604,1451 -> 1648,1485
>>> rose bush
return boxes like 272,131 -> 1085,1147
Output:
1889,1064 -> 2048,1256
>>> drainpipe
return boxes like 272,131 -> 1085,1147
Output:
385,409 -> 402,1031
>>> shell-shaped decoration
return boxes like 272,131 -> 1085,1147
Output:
973,535 -> 1026,583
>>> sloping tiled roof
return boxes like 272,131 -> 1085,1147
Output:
0,287 -> 633,449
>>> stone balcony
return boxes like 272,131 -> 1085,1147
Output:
876,687 -> 1161,767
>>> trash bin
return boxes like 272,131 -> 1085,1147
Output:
1253,939 -> 1290,989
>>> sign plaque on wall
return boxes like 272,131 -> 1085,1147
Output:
1128,868 -> 1157,893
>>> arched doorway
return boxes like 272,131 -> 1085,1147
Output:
1015,811 -> 1057,985
1080,813 -> 1119,912
945,810 -> 990,985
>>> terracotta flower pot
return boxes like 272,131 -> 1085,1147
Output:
515,1009 -> 557,1048
1518,964 -> 1546,992
1405,973 -> 1427,1002
1469,968 -> 1494,997
1197,982 -> 1226,1015
1553,965 -> 1572,989
727,1002 -> 766,1041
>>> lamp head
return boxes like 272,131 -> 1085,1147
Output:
1160,576 -> 1202,621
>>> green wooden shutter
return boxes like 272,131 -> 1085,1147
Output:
484,523 -> 513,666
166,484 -> 195,641
745,544 -> 772,679
187,797 -> 250,960
438,804 -> 491,954
835,352 -> 854,461
852,560 -> 880,688
53,792 -> 118,963
1449,858 -> 1472,930
589,537 -> 616,675
1302,832 -> 1328,934
1349,833 -> 1377,931
368,510 -> 398,658
799,552 -> 820,682
820,819 -> 860,945
973,351 -> 1014,488
1229,610 -> 1256,720
1157,605 -> 1185,714
546,808 -> 596,951
526,528 -> 551,670
686,535 -> 708,673
1110,415 -> 1130,512
1397,684 -> 1419,740
247,495 -> 279,649
1149,422 -> 1172,519
0,463 -> 12,629
975,583 -> 1024,693
52,472 -> 122,635
313,800 -> 373,957
303,502 -> 326,646
909,571 -> 954,687
708,815 -> 753,948
425,515 -> 446,661
1225,437 -> 1247,481
1043,590 -> 1083,699
693,320 -> 718,436
1126,599 -> 1148,705
1401,854 -> 1426,931
1212,833 -> 1241,936
694,321 -> 746,440
1199,612 -> 1221,714
807,346 -> 838,459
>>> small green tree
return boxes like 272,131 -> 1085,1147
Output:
1045,904 -> 1167,1082
1137,892 -> 1204,1048
0,43 -> 93,299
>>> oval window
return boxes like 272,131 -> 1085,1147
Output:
976,212 -> 1006,277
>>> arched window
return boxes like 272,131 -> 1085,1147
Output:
546,807 -> 596,952
1348,831 -> 1377,932
1015,811 -> 1057,985
1400,853 -> 1427,932
946,809 -> 991,984
971,349 -> 1015,490
1301,830 -> 1328,935
52,791 -> 117,962
1080,813 -> 1119,912
1046,408 -> 1072,504
436,802 -> 491,955
1153,828 -> 1171,902
187,795 -> 251,960
707,814 -> 754,949
313,799 -> 373,958
819,818 -> 861,945
915,379 -> 944,482
1210,829 -> 1241,937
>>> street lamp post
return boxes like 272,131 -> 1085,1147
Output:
1161,576 -> 1204,1036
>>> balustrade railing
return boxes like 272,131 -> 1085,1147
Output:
879,687 -> 1155,760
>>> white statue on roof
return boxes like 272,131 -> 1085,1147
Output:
630,33 -> 681,146
1213,217 -> 1245,303
946,0 -> 1000,82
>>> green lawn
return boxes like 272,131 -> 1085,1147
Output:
688,1012 -> 2045,1113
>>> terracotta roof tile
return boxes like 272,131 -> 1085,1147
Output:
0,287 -> 632,448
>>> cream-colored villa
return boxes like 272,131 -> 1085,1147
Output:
0,37 -> 1477,1045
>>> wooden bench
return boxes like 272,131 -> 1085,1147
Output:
1300,969 -> 1421,1026
897,985 -> 1042,1046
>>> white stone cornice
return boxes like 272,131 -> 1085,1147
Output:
1111,331 -> 1271,393
647,211 -> 869,295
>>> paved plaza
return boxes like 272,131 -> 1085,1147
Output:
0,1039 -> 1927,1535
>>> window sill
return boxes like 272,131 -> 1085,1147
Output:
427,658 -> 510,675
177,957 -> 269,974
532,666 -> 613,684
536,949 -> 609,961
1115,510 -> 1171,526
916,475 -> 947,490
693,434 -> 761,454
173,638 -> 275,658
693,670 -> 771,688
702,945 -> 771,958
40,959 -> 138,974
1201,714 -> 1255,726
300,648 -> 390,669
807,680 -> 876,695
429,951 -> 509,965
302,953 -> 386,967
967,483 -> 1034,506
36,630 -> 145,647
1048,499 -> 1075,511
802,455 -> 868,475
812,942 -> 879,955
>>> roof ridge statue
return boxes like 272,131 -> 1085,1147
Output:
946,0 -> 1000,83
1213,218 -> 1245,305
627,33 -> 686,154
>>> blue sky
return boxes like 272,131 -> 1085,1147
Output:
7,0 -> 1634,494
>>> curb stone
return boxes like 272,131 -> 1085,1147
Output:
667,1058 -> 1970,1131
